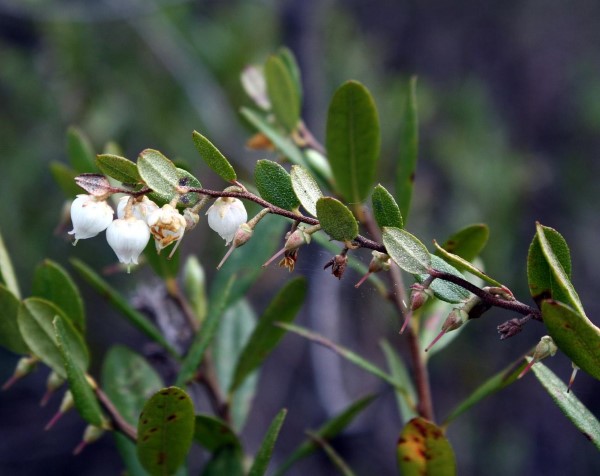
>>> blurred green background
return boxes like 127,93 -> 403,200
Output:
1,0 -> 600,474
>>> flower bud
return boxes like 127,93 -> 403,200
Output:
45,390 -> 74,430
1,356 -> 37,391
206,198 -> 248,245
183,208 -> 200,230
424,308 -> 469,352
147,204 -> 187,256
409,283 -> 434,312
324,254 -> 348,280
518,335 -> 558,379
40,371 -> 65,407
69,194 -> 114,244
106,217 -> 151,273
262,226 -> 314,269
355,252 -> 391,288
73,425 -> 106,455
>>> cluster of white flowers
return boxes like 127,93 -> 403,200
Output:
69,193 -> 248,272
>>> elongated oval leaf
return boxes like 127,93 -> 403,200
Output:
194,414 -> 241,452
201,447 -> 244,476
137,387 -> 195,476
535,223 -> 584,315
0,285 -> 28,354
137,149 -> 180,201
0,229 -> 21,299
415,255 -> 470,304
316,197 -> 358,242
395,77 -> 418,223
528,224 -> 572,308
50,161 -> 81,197
32,259 -> 85,331
18,298 -> 88,378
249,409 -> 287,476
277,47 -> 302,103
241,108 -> 307,167
383,227 -> 431,274
380,340 -> 418,424
70,258 -> 177,357
53,315 -> 106,427
397,417 -> 456,476
265,55 -> 300,133
326,80 -> 380,203
372,184 -> 403,230
229,277 -> 307,393
541,300 -> 600,381
291,165 -> 323,216
433,240 -> 502,287
255,159 -> 300,211
531,360 -> 600,450
436,224 -> 489,262
274,395 -> 376,476
67,126 -> 96,172
101,345 -> 164,425
192,131 -> 236,182
96,154 -> 141,184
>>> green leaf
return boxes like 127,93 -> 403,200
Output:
114,433 -> 149,476
316,197 -> 359,242
276,47 -> 302,104
382,227 -> 431,274
372,184 -> 403,230
53,315 -> 106,427
137,387 -> 195,476
175,276 -> 234,387
541,300 -> 600,381
194,414 -> 241,452
443,354 -> 528,425
229,277 -> 307,394
290,165 -> 323,217
70,258 -> 178,357
415,255 -> 470,304
0,285 -> 28,354
144,240 -> 180,280
0,228 -> 21,299
183,255 -> 207,323
101,345 -> 164,425
397,417 -> 456,476
248,409 -> 287,476
192,131 -> 236,182
265,55 -> 300,133
175,167 -> 202,208
531,360 -> 600,450
305,431 -> 356,476
395,77 -> 419,223
137,149 -> 180,202
50,161 -> 81,197
528,224 -> 573,309
32,259 -> 85,332
326,80 -> 380,203
435,224 -> 489,262
201,446 -> 244,476
254,159 -> 300,211
432,240 -> 502,287
534,223 -> 584,315
241,108 -> 307,167
67,126 -> 96,173
18,298 -> 88,378
278,322 -> 400,389
96,154 -> 141,184
380,340 -> 417,424
274,395 -> 376,476
213,299 -> 258,431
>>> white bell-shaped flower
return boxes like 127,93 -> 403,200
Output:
206,198 -> 248,245
69,194 -> 114,244
147,204 -> 187,255
106,217 -> 150,272
117,196 -> 159,223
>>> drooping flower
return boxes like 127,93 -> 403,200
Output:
206,198 -> 248,245
147,204 -> 187,255
106,217 -> 151,272
116,195 -> 159,222
69,194 -> 114,244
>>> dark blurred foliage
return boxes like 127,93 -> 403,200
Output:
1,0 -> 600,475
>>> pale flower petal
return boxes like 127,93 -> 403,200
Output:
106,217 -> 151,268
69,194 -> 114,243
206,198 -> 248,245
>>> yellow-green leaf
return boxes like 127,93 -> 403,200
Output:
316,197 -> 358,242
372,183 -> 403,230
383,227 -> 431,274
265,55 -> 300,133
192,131 -> 236,182
96,154 -> 141,184
397,418 -> 456,476
255,159 -> 300,211
291,165 -> 323,217
433,240 -> 502,287
137,149 -> 180,201
67,126 -> 96,173
435,224 -> 489,262
0,285 -> 28,354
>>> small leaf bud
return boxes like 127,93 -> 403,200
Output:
40,371 -> 65,407
355,252 -> 391,288
324,254 -> 348,280
73,425 -> 106,455
424,308 -> 469,352
2,356 -> 38,391
45,390 -> 74,430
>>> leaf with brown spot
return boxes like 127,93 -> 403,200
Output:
137,387 -> 195,476
397,418 -> 456,476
